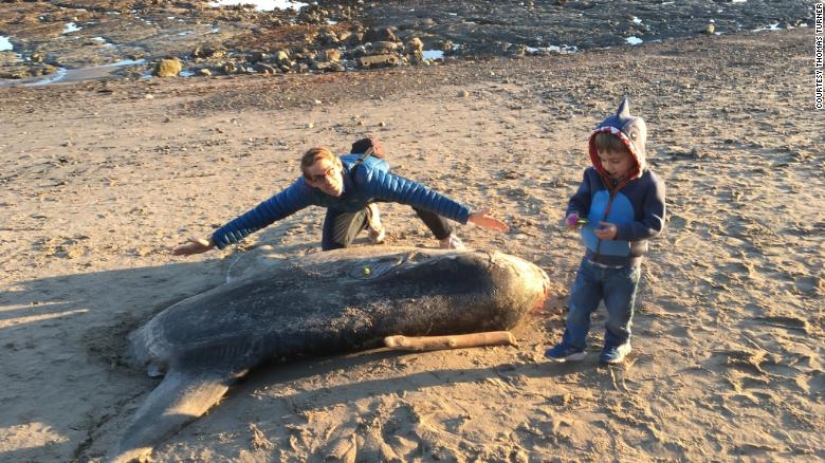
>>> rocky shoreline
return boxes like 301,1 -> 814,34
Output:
0,0 -> 815,86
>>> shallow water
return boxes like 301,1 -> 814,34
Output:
62,23 -> 82,34
0,36 -> 12,52
0,59 -> 146,88
422,50 -> 444,61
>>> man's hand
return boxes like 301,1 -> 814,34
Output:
468,207 -> 509,232
594,222 -> 618,240
172,237 -> 214,256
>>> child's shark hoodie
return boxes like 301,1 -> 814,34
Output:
568,97 -> 666,267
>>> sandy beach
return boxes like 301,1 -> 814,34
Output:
1,24 -> 823,462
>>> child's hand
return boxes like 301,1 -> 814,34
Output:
565,213 -> 586,229
594,222 -> 618,240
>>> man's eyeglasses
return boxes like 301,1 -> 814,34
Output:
306,165 -> 337,184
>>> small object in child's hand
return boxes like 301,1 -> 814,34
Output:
567,214 -> 588,227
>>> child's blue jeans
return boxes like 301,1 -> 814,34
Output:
561,258 -> 641,350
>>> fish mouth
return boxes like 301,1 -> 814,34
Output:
490,252 -> 551,306
530,270 -> 553,312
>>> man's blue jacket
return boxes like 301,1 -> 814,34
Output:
212,154 -> 471,249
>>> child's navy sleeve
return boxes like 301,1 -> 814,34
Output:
567,169 -> 595,217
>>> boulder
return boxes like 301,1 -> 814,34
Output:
357,54 -> 399,68
155,58 -> 182,77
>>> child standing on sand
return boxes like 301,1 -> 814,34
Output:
545,97 -> 666,365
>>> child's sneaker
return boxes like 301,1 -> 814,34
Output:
366,204 -> 386,244
439,234 -> 465,250
599,343 -> 631,365
544,343 -> 586,362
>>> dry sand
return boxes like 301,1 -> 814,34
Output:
1,28 -> 823,462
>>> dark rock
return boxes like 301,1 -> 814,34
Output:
363,27 -> 397,43
357,54 -> 399,69
253,63 -> 278,74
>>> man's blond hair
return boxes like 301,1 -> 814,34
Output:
300,147 -> 341,178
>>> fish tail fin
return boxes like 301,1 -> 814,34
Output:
110,368 -> 232,463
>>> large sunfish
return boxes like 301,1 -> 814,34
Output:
112,247 -> 550,462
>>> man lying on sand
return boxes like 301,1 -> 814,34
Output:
173,138 -> 508,256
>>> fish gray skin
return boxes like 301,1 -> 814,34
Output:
112,247 -> 550,462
